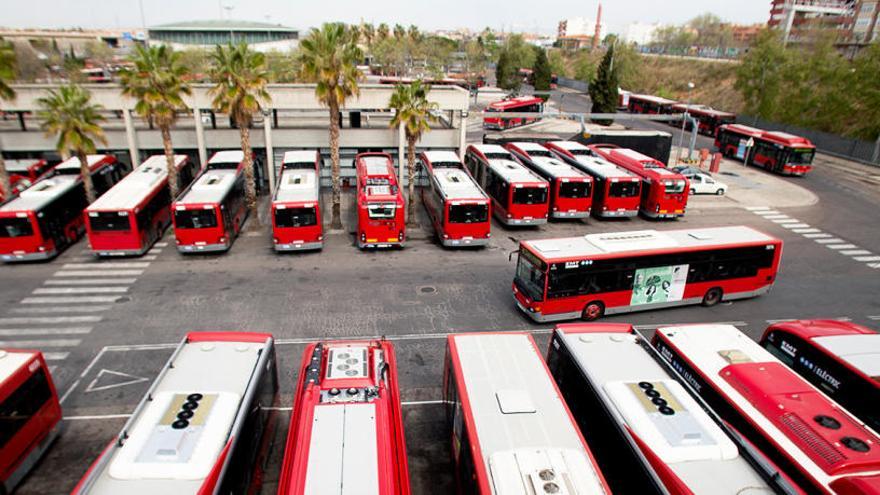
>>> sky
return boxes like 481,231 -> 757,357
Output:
0,0 -> 771,35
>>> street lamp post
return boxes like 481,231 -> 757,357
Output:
677,81 -> 694,163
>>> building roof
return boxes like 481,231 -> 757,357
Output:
149,20 -> 297,32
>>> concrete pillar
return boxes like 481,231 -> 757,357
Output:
263,111 -> 275,194
398,122 -> 406,186
193,107 -> 208,167
122,110 -> 140,167
458,110 -> 468,158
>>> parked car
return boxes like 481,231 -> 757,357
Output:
688,171 -> 727,195
671,165 -> 707,178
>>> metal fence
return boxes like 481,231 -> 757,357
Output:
556,77 -> 589,93
739,114 -> 880,166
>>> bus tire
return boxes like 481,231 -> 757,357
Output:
690,188 -> 696,195
702,288 -> 723,307
582,301 -> 605,321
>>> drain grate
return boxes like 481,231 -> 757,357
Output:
419,286 -> 436,294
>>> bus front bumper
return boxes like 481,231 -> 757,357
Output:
514,299 -> 580,323
358,241 -> 405,249
275,241 -> 323,252
1,250 -> 57,263
594,209 -> 638,218
641,209 -> 684,219
91,245 -> 152,257
551,210 -> 590,219
442,237 -> 490,247
498,217 -> 547,226
177,241 -> 231,253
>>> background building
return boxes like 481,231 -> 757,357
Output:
768,0 -> 855,43
557,17 -> 607,40
147,20 -> 298,52
621,22 -> 661,45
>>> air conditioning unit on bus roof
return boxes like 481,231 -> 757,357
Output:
586,230 -> 678,252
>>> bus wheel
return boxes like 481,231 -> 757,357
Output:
582,302 -> 605,321
702,288 -> 723,306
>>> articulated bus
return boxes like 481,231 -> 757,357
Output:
546,323 -> 794,494
172,151 -> 248,253
716,124 -> 816,176
419,151 -> 491,247
513,226 -> 782,322
278,340 -> 410,495
544,141 -> 641,218
670,104 -> 736,136
1,159 -> 52,201
760,319 -> 880,433
654,324 -> 880,495
85,155 -> 197,257
0,155 -> 124,262
464,144 -> 549,226
355,153 -> 405,249
73,332 -> 279,495
628,94 -> 677,115
482,96 -> 544,130
0,350 -> 62,495
590,145 -> 689,219
444,332 -> 610,494
504,142 -> 593,219
272,150 -> 323,252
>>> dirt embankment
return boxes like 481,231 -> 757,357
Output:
623,55 -> 744,112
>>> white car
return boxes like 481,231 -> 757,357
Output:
689,172 -> 727,195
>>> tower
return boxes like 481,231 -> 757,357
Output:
592,3 -> 603,50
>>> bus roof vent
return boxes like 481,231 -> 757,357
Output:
325,346 -> 369,379
586,230 -> 677,252
488,449 -> 604,495
495,389 -> 536,414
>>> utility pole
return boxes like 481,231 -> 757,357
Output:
873,133 -> 880,164
677,82 -> 695,163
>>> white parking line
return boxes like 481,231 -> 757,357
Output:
745,206 -> 770,211
815,238 -> 845,244
53,270 -> 144,277
148,248 -> 162,254
44,278 -> 136,285
792,228 -> 820,234
854,256 -> 880,262
142,255 -> 157,261
64,414 -> 132,421
803,233 -> 831,238
9,306 -> 112,314
0,327 -> 92,336
43,352 -> 70,361
21,296 -> 123,304
840,250 -> 872,256
32,287 -> 129,295
62,262 -> 150,269
154,242 -> 168,247
0,339 -> 82,347
869,315 -> 880,320
782,223 -> 810,229
826,244 -> 857,250
0,315 -> 102,324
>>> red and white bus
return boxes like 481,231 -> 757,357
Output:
654,324 -> 880,495
172,151 -> 248,253
482,96 -> 544,130
504,141 -> 593,219
444,332 -> 611,494
464,144 -> 549,226
0,350 -> 62,495
544,141 -> 641,218
628,94 -> 677,115
85,155 -> 197,257
618,89 -> 631,110
355,153 -> 406,249
716,124 -> 816,176
760,320 -> 880,434
278,340 -> 411,495
670,104 -> 736,137
0,155 -> 124,262
513,225 -> 782,322
419,150 -> 491,247
1,159 -> 52,201
272,150 -> 324,252
590,145 -> 689,219
73,331 -> 279,495
547,323 -> 795,494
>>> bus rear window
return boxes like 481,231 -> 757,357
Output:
609,181 -> 639,198
664,181 -> 686,194
0,369 -> 51,449
89,212 -> 131,232
174,209 -> 218,229
512,186 -> 547,205
448,204 -> 488,224
367,203 -> 396,219
0,217 -> 34,238
559,181 -> 591,199
275,206 -> 317,228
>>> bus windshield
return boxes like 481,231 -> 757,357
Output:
527,150 -> 553,158
484,152 -> 512,160
559,181 -> 591,199
174,209 -> 218,229
89,212 -> 131,232
789,149 -> 815,165
664,180 -> 686,194
448,204 -> 488,224
367,203 -> 396,219
275,206 -> 317,227
609,181 -> 639,198
512,186 -> 547,205
0,217 -> 35,238
568,149 -> 592,157
515,249 -> 546,302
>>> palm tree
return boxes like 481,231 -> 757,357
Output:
362,23 -> 375,50
377,23 -> 390,41
0,38 -> 16,199
388,81 -> 438,223
120,45 -> 191,199
209,42 -> 270,222
393,24 -> 406,41
37,84 -> 107,203
299,23 -> 362,230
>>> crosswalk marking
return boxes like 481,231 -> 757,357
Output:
840,250 -> 872,256
827,244 -> 857,250
0,327 -> 92,336
782,223 -> 810,229
32,287 -> 129,295
745,206 -> 770,211
793,228 -> 821,234
0,339 -> 82,348
772,219 -> 799,224
9,306 -> 112,314
44,278 -> 136,285
21,296 -> 124,304
816,238 -> 845,244
0,316 -> 102,324
854,256 -> 880,262
154,242 -> 168,247
869,263 -> 880,269
42,352 -> 70,361
761,214 -> 788,219
53,270 -> 144,277
803,233 -> 831,238
62,262 -> 150,269
142,255 -> 158,261
148,248 -> 162,254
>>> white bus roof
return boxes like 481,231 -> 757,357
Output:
208,150 -> 244,165
421,150 -> 462,164
0,175 -> 79,213
274,168 -> 320,203
569,155 -> 638,180
470,144 -> 511,157
547,141 -> 589,152
81,334 -> 271,494
631,94 -> 677,105
449,333 -> 607,494
87,156 -> 186,212
511,143 -> 589,180
524,226 -> 775,262
55,154 -> 111,172
555,326 -> 772,493
175,169 -> 238,205
3,159 -> 44,173
0,349 -> 36,382
281,150 -> 319,165
812,334 -> 880,379
360,155 -> 393,176
431,168 -> 487,201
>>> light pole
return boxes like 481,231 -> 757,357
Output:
677,81 -> 694,163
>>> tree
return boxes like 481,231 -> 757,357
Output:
532,48 -> 552,95
495,49 -> 519,91
0,38 -> 16,198
393,24 -> 406,41
299,23 -> 362,229
853,43 -> 880,140
37,84 -> 106,203
588,44 -> 619,125
735,29 -> 789,120
209,42 -> 270,223
377,23 -> 390,41
120,45 -> 192,200
388,81 -> 438,223
547,50 -> 567,78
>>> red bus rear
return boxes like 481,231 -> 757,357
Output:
545,141 -> 641,218
628,94 -> 677,114
1,159 -> 52,201
1,155 -> 124,262
671,104 -> 736,137
172,151 -> 248,253
419,151 -> 491,247
505,142 -> 593,219
356,153 -> 405,249
464,144 -> 549,226
272,150 -> 324,252
278,340 -> 411,495
85,155 -> 197,257
591,145 -> 689,219
0,350 -> 62,494
482,96 -> 543,130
